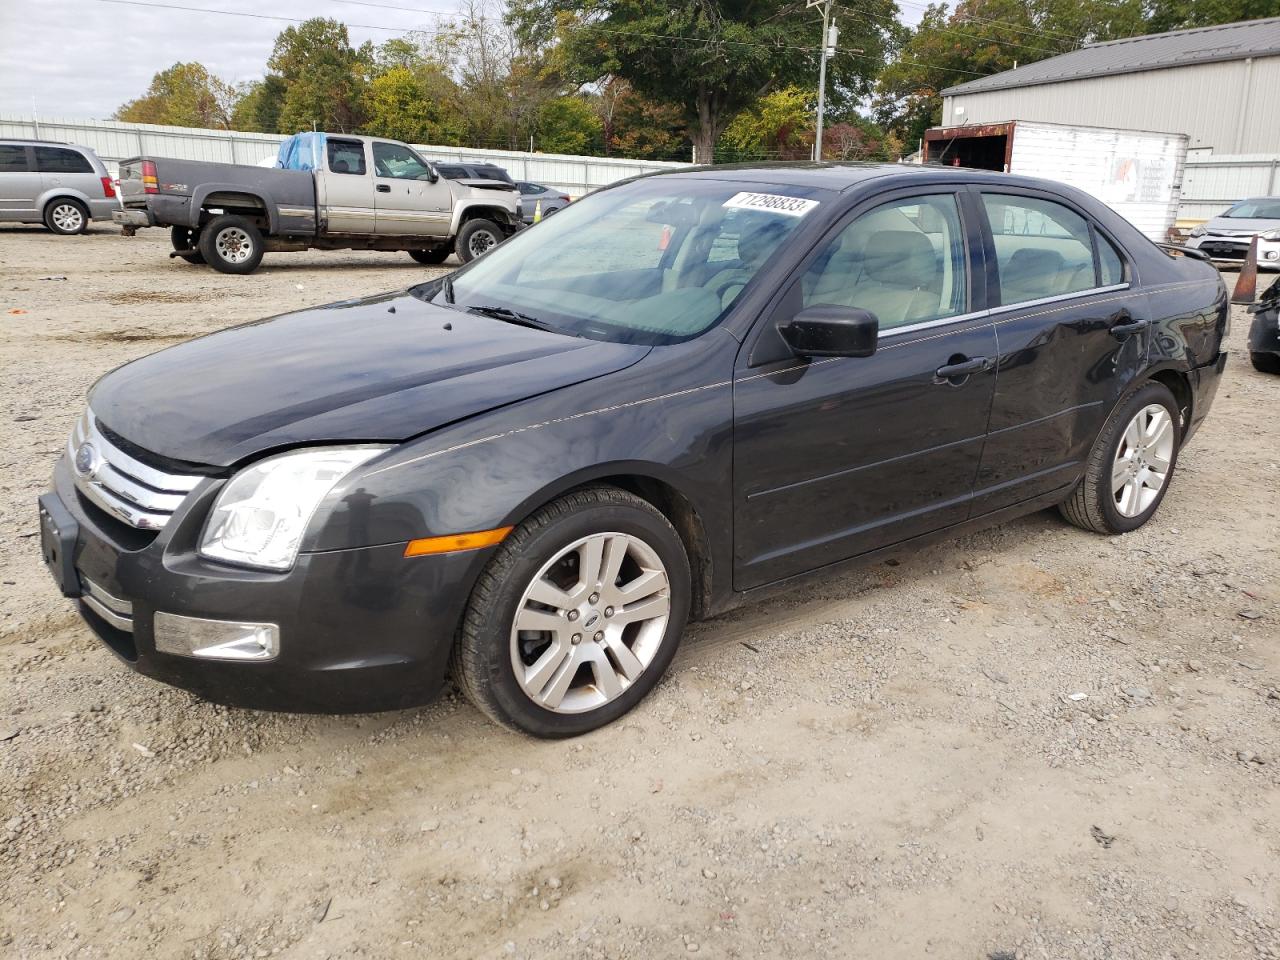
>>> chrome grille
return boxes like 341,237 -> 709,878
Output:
69,411 -> 203,531
80,575 -> 134,632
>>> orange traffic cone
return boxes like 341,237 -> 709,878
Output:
1232,235 -> 1260,304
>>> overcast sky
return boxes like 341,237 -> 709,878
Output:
0,0 -> 470,119
0,0 -> 926,121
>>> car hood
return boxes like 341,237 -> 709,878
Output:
88,290 -> 651,468
1205,216 -> 1280,234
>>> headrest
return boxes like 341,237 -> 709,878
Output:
862,230 -> 937,284
1004,248 -> 1064,284
332,159 -> 350,173
736,217 -> 790,267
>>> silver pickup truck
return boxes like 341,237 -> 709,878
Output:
113,133 -> 522,274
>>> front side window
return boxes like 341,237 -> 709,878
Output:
34,146 -> 92,174
326,139 -> 366,176
0,144 -> 28,172
372,141 -> 432,180
983,194 -> 1100,305
419,178 -> 810,345
800,193 -> 968,330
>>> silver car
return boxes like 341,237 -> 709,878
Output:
0,139 -> 116,234
1186,196 -> 1280,271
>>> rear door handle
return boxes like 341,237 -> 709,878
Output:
934,356 -> 991,381
1109,310 -> 1150,338
376,183 -> 391,193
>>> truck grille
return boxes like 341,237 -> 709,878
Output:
69,411 -> 203,531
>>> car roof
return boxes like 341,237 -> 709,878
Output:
648,161 -> 1069,194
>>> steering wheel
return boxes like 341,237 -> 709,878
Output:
709,268 -> 754,301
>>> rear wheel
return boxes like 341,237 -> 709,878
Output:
409,247 -> 450,265
170,225 -> 205,264
44,198 -> 88,235
1059,380 -> 1181,535
1251,351 -> 1280,374
198,214 -> 264,275
452,487 -> 691,737
455,218 -> 502,264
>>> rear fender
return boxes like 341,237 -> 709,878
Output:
191,184 -> 277,234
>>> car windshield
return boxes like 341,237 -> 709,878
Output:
414,178 -> 814,345
1222,198 -> 1280,219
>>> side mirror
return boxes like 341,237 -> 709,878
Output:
422,164 -> 439,183
781,305 -> 879,358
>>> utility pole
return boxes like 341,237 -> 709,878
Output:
809,0 -> 838,162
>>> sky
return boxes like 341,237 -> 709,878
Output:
0,0 -> 928,121
0,0 -> 472,119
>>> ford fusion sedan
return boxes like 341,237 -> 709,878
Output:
1186,196 -> 1280,270
39,164 -> 1228,737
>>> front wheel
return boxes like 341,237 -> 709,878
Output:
44,198 -> 89,235
1251,351 -> 1280,374
1059,380 -> 1181,534
198,214 -> 264,274
409,247 -> 450,265
455,218 -> 502,264
452,487 -> 691,737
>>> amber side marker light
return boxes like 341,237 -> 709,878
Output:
403,526 -> 514,557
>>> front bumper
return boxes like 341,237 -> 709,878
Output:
39,455 -> 478,713
1186,234 -> 1280,270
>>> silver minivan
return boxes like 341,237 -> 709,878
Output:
0,139 -> 116,234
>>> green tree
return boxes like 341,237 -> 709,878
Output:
1144,0 -> 1275,31
114,62 -> 240,128
363,65 -> 465,144
535,95 -> 602,153
512,0 -> 901,163
721,85 -> 813,161
268,18 -> 372,133
230,75 -> 287,133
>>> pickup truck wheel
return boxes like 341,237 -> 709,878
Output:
452,486 -> 691,738
170,226 -> 205,264
409,248 -> 450,265
199,214 -> 264,274
1251,351 -> 1280,374
456,219 -> 502,264
44,198 -> 89,235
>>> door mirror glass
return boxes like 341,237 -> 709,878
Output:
782,305 -> 879,358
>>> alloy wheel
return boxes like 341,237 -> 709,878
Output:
1112,403 -> 1174,517
52,203 -> 83,232
214,227 -> 253,264
510,532 -> 671,714
468,229 -> 498,258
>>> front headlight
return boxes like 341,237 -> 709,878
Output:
1189,225 -> 1207,237
199,446 -> 387,571
1260,229 -> 1280,241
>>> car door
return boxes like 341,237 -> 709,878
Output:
315,137 -> 375,234
969,188 -> 1151,515
34,145 -> 98,202
370,140 -> 452,237
0,144 -> 41,220
732,188 -> 998,591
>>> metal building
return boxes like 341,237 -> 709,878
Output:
940,17 -> 1280,154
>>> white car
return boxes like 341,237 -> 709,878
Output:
1186,197 -> 1280,270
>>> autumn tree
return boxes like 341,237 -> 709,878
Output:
114,62 -> 240,128
268,18 -> 372,134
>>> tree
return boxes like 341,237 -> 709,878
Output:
230,75 -> 287,133
535,95 -> 602,153
114,62 -> 240,128
363,65 -> 464,144
512,0 -> 901,163
721,86 -> 813,161
1144,0 -> 1276,32
596,78 -> 689,160
268,18 -> 372,133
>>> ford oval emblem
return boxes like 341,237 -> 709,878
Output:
74,442 -> 99,479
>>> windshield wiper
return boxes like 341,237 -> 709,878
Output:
467,304 -> 563,333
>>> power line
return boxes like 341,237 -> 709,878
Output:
891,0 -> 1083,43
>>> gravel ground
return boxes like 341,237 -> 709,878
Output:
1,224 -> 1277,960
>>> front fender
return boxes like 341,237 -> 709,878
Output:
449,197 -> 520,236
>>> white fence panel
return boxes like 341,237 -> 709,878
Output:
1180,155 -> 1280,222
0,114 -> 689,196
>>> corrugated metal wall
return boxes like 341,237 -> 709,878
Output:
0,115 -> 690,195
942,56 -> 1280,154
1180,154 -> 1280,222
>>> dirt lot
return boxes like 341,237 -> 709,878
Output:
1,224 -> 1277,960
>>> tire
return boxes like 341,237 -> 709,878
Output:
1059,380 -> 1181,535
44,198 -> 88,235
409,247 -> 450,265
455,218 -> 502,264
452,486 -> 691,738
198,214 -> 264,275
170,225 -> 205,264
1251,351 -> 1280,374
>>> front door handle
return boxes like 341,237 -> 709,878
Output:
934,356 -> 991,382
1109,310 -> 1150,338
376,183 -> 391,193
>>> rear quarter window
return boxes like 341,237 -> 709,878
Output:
34,146 -> 93,174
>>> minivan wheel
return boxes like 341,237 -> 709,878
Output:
171,225 -> 205,264
45,198 -> 88,235
455,218 -> 502,264
409,247 -> 450,265
452,487 -> 691,737
1059,380 -> 1181,535
199,214 -> 264,274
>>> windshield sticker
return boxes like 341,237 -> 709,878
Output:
723,192 -> 819,217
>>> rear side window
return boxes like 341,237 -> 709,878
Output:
520,182 -> 545,194
1098,233 -> 1125,286
35,146 -> 93,174
0,144 -> 29,172
982,194 -> 1100,305
326,139 -> 366,176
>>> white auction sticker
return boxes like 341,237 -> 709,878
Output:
722,192 -> 819,217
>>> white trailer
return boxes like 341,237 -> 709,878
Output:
923,120 -> 1189,242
